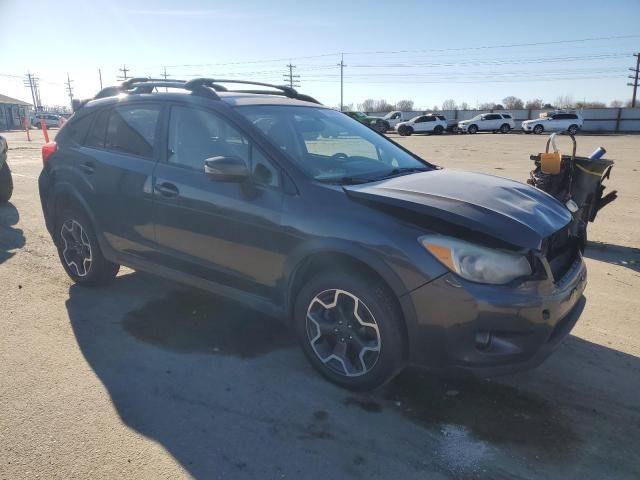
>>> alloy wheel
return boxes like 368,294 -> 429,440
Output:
61,219 -> 93,277
306,289 -> 381,377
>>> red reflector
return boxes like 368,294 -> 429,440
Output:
42,141 -> 57,167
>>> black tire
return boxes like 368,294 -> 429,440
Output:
433,125 -> 444,135
533,124 -> 544,134
294,270 -> 407,391
568,124 -> 579,135
500,123 -> 511,134
54,204 -> 119,286
397,125 -> 413,136
468,124 -> 478,134
0,161 -> 13,203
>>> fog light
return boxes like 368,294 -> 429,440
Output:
475,330 -> 492,351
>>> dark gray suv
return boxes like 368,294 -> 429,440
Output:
38,78 -> 586,391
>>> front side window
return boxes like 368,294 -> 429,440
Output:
236,105 -> 431,183
167,106 -> 279,187
104,105 -> 160,158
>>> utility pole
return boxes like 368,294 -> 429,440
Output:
65,73 -> 74,107
23,73 -> 38,111
628,52 -> 640,108
98,68 -> 103,89
117,64 -> 130,82
161,66 -> 169,92
283,62 -> 300,89
338,53 -> 346,111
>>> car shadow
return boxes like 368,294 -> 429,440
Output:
584,241 -> 640,273
0,201 -> 25,264
66,271 -> 640,478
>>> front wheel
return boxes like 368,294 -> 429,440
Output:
533,124 -> 544,134
0,160 -> 13,203
54,205 -> 120,285
294,271 -> 406,391
467,124 -> 478,134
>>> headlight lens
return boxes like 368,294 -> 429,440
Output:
420,235 -> 532,284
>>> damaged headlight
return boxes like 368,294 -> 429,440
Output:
419,235 -> 532,285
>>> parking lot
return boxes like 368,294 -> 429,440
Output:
1,129 -> 639,479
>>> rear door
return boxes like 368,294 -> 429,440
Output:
77,103 -> 163,259
151,103 -> 286,300
484,114 -> 501,130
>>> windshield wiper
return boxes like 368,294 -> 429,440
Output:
372,167 -> 429,180
315,176 -> 374,185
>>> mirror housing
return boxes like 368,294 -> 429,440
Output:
204,156 -> 250,182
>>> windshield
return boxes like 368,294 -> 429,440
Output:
470,114 -> 483,121
235,105 -> 431,183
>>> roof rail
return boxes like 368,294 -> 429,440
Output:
73,77 -> 321,112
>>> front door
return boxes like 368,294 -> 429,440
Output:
152,103 -> 287,300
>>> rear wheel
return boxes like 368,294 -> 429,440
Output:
500,123 -> 511,134
54,204 -> 119,285
294,270 -> 406,391
468,124 -> 478,134
533,124 -> 544,134
0,161 -> 13,203
433,125 -> 444,135
568,124 -> 579,135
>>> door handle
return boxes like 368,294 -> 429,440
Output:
79,162 -> 94,174
154,182 -> 179,198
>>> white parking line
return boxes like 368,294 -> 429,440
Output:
11,173 -> 37,179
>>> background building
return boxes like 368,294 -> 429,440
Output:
0,94 -> 32,131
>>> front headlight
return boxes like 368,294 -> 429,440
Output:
419,235 -> 532,284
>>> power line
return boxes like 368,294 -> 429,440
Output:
145,33 -> 640,69
628,52 -> 640,107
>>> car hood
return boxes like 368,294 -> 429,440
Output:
344,170 -> 571,250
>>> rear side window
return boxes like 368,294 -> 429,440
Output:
60,113 -> 94,145
85,109 -> 110,148
104,105 -> 161,158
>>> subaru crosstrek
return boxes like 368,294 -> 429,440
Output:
38,78 -> 586,391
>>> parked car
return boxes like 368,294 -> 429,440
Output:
382,111 -> 418,130
458,113 -> 515,134
0,135 -> 12,202
522,112 -> 583,135
343,111 -> 389,133
31,113 -> 62,129
396,114 -> 448,136
39,78 -> 586,391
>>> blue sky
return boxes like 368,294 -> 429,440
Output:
1,0 -> 638,109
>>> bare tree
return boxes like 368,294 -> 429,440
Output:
431,105 -> 440,111
625,99 -> 636,107
502,96 -> 524,109
395,100 -> 414,111
609,100 -> 624,108
575,100 -> 606,108
525,99 -> 544,109
478,102 -> 495,110
555,95 -> 575,109
358,99 -> 376,112
441,99 -> 457,110
459,101 -> 469,110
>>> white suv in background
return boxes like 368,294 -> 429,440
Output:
457,113 -> 515,134
396,114 -> 448,136
522,112 -> 583,135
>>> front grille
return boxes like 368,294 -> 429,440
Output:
545,226 -> 578,282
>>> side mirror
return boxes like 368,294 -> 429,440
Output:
204,156 -> 249,182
